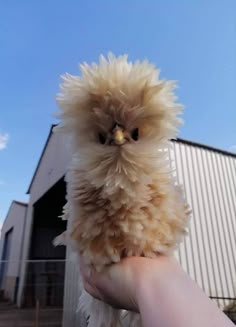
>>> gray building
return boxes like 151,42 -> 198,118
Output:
0,125 -> 235,325
0,201 -> 27,302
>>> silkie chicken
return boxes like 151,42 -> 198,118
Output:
55,54 -> 190,327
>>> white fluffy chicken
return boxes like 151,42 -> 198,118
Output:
55,54 -> 190,327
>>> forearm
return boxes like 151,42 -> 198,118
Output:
82,256 -> 234,326
136,258 -> 233,327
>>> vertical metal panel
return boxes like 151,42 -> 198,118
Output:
196,148 -> 219,295
62,255 -> 82,327
172,143 -> 189,273
17,204 -> 34,306
0,203 -> 27,301
172,141 -> 236,309
168,145 -> 181,265
62,188 -> 87,327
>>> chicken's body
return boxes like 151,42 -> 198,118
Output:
70,157 -> 188,270
56,54 -> 190,326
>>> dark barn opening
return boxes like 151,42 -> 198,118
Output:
23,178 -> 67,307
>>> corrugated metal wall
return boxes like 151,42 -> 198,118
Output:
171,140 -> 236,309
63,140 -> 236,326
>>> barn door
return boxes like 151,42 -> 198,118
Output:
0,228 -> 13,289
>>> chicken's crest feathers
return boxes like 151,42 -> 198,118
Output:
56,54 -> 183,144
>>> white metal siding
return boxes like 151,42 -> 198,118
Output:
0,203 -> 27,277
30,132 -> 71,204
17,204 -> 34,306
0,202 -> 27,301
62,140 -> 236,326
172,141 -> 236,309
62,254 -> 87,327
18,131 -> 71,306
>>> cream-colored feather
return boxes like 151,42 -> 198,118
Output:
55,53 -> 190,327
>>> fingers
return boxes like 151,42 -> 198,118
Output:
80,256 -> 104,300
79,256 -> 140,311
83,279 -> 103,300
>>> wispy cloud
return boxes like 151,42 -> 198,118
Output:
229,145 -> 236,153
0,133 -> 9,150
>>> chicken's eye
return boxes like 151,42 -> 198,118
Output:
131,128 -> 139,141
98,133 -> 106,144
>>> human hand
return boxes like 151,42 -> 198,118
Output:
80,255 -> 234,327
80,255 -> 176,312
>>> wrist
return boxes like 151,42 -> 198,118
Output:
134,256 -> 181,312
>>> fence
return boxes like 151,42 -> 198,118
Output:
0,259 -> 236,326
62,258 -> 236,326
0,260 -> 65,327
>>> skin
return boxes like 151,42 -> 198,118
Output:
81,256 -> 234,327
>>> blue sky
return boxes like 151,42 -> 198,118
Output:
0,1 -> 236,225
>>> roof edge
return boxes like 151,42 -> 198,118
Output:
13,200 -> 28,207
173,137 -> 236,158
1,201 -> 28,230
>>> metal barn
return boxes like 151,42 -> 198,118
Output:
1,125 -> 235,325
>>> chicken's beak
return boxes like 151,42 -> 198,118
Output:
113,128 -> 126,145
